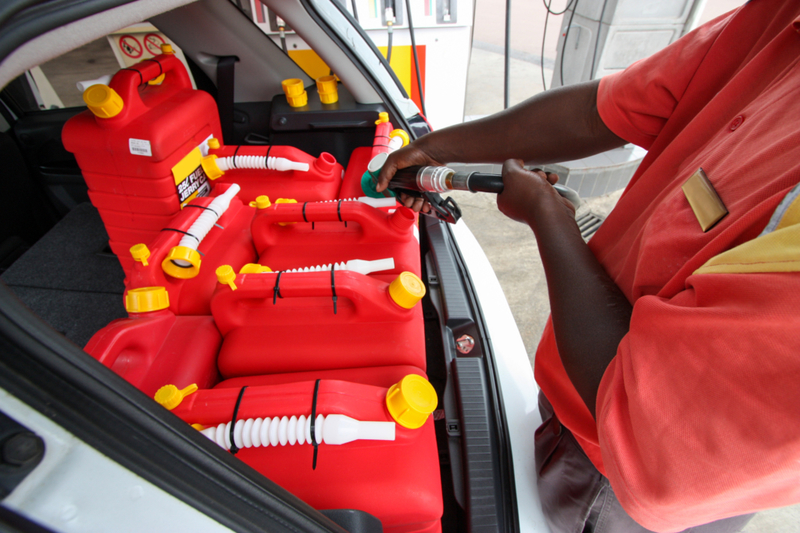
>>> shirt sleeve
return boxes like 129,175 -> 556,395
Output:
596,11 -> 735,150
596,271 -> 800,532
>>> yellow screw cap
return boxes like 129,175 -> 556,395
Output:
281,78 -> 305,97
386,375 -> 437,429
161,43 -> 175,55
389,129 -> 410,147
162,246 -> 201,279
154,383 -> 198,411
389,271 -> 426,309
130,243 -> 150,266
255,195 -> 272,209
316,75 -> 339,104
201,154 -> 224,180
287,91 -> 308,108
216,265 -> 238,291
191,423 -> 205,431
239,263 -> 272,274
375,112 -> 389,125
207,137 -> 220,150
125,287 -> 170,313
83,84 -> 124,119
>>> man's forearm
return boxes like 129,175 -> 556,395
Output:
529,201 -> 632,418
416,80 -> 625,165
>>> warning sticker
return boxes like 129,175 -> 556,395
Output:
172,147 -> 211,207
144,33 -> 166,56
119,35 -> 143,59
129,138 -> 152,157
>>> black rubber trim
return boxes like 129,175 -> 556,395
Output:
453,358 -> 503,532
423,218 -> 520,533
0,283 -> 347,533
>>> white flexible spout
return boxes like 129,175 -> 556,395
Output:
216,155 -> 309,172
319,197 -> 396,208
173,184 -> 240,267
199,414 -> 395,450
280,257 -> 394,276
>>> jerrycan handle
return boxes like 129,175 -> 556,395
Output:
258,200 -> 416,235
108,53 -> 192,115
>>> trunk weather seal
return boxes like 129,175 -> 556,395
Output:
0,0 -> 138,64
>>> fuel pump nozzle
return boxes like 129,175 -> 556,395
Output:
362,152 -> 581,225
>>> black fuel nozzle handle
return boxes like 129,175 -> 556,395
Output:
387,166 -> 581,209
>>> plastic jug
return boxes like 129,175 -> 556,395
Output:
211,269 -> 426,377
62,50 -> 222,272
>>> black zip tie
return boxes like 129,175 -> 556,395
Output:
184,204 -> 220,217
273,271 -> 284,304
121,68 -> 144,86
310,379 -> 321,470
337,200 -> 347,227
160,227 -> 200,243
229,386 -> 248,455
302,202 -> 309,222
266,144 -> 273,160
141,58 -> 163,76
331,264 -> 337,315
312,222 -> 315,230
374,135 -> 391,148
232,145 -> 242,169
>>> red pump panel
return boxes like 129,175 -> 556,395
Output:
252,200 -> 420,277
207,144 -> 343,203
211,270 -> 425,377
170,379 -> 442,533
124,185 -> 257,315
62,53 -> 222,271
84,310 -> 221,397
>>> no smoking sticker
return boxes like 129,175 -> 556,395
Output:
119,35 -> 143,58
144,33 -> 166,56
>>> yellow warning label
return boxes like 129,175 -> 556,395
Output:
172,147 -> 210,207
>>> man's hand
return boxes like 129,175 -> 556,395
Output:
375,142 -> 443,212
497,159 -> 575,224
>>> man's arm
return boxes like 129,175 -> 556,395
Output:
497,161 -> 632,417
376,79 -> 625,195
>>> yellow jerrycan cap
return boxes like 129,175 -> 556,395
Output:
130,243 -> 151,266
386,375 -> 438,429
389,271 -> 426,309
216,265 -> 238,290
162,246 -> 201,279
125,287 -> 170,313
155,383 -> 198,410
83,84 -> 124,119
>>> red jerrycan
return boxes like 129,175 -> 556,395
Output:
166,376 -> 443,533
211,269 -> 427,378
199,142 -> 344,203
62,49 -> 222,273
251,199 -> 421,278
124,184 -> 257,315
339,146 -> 374,198
84,291 -> 221,397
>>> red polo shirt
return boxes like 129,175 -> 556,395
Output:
534,0 -> 800,530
